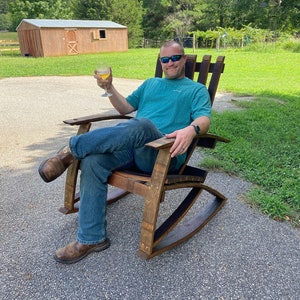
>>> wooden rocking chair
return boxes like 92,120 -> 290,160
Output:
60,54 -> 229,259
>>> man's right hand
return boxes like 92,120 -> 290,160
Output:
94,67 -> 113,91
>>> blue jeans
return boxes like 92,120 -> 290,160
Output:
69,118 -> 181,245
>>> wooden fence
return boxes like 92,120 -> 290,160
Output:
0,40 -> 20,54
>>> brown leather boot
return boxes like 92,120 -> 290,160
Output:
38,145 -> 74,182
54,239 -> 110,264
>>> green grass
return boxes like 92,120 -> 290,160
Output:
0,31 -> 18,41
205,96 -> 299,223
1,44 -> 299,227
0,49 -> 160,78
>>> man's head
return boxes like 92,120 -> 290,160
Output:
159,40 -> 187,79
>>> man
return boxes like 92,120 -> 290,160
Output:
39,40 -> 211,264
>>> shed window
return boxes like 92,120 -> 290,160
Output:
99,29 -> 106,39
93,29 -> 107,40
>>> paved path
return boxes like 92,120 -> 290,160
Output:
1,76 -> 299,299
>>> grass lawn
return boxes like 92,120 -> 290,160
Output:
0,41 -> 299,227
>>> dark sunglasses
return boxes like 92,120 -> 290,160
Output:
160,54 -> 183,64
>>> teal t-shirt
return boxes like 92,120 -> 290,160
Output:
126,77 -> 211,135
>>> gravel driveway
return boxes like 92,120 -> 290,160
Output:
1,76 -> 299,299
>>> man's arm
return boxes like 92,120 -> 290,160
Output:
190,115 -> 210,136
106,85 -> 135,115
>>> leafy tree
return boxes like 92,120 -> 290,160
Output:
9,0 -> 74,30
161,0 -> 196,38
3,0 -> 300,43
73,0 -> 112,20
227,0 -> 269,29
279,0 -> 300,33
0,12 -> 11,30
0,0 -> 10,14
111,0 -> 144,48
142,0 -> 166,40
73,0 -> 144,48
142,0 -> 207,42
0,0 -> 12,30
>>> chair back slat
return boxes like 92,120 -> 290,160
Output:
184,55 -> 197,80
207,56 -> 225,105
196,54 -> 211,86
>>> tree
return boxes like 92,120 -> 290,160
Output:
73,0 -> 144,48
111,0 -> 144,48
4,0 -> 300,40
0,0 -> 10,13
0,0 -> 12,30
73,0 -> 112,20
143,0 -> 206,41
9,0 -> 74,30
161,0 -> 199,38
142,0 -> 165,40
278,0 -> 300,33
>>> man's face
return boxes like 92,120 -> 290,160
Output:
160,44 -> 186,79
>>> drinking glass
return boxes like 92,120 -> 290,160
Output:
96,66 -> 112,97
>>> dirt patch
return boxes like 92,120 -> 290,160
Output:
213,92 -> 256,112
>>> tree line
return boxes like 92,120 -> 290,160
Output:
0,0 -> 299,48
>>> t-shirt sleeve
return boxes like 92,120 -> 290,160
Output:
126,80 -> 148,110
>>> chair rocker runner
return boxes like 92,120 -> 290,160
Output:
59,54 -> 229,259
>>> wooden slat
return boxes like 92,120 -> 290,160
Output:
138,183 -> 227,259
139,148 -> 172,255
153,187 -> 203,246
64,114 -> 132,126
108,173 -> 149,197
197,55 -> 211,85
207,56 -> 225,104
112,170 -> 151,182
60,123 -> 91,214
145,136 -> 175,149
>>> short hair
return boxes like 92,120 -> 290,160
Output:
161,40 -> 185,54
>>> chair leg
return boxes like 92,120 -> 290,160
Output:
59,159 -> 80,214
59,123 -> 91,214
137,183 -> 227,259
137,148 -> 172,258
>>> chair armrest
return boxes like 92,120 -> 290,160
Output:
197,133 -> 230,148
145,137 -> 175,149
63,113 -> 132,126
146,133 -> 229,150
199,133 -> 230,143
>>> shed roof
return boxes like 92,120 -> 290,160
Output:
17,19 -> 127,30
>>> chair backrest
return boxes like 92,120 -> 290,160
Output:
155,54 -> 225,105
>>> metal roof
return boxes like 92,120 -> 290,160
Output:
17,19 -> 127,29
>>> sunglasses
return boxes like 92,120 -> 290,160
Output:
160,54 -> 183,64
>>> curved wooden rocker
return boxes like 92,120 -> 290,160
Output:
59,54 -> 229,259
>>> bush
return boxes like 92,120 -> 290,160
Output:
0,13 -> 12,31
281,38 -> 300,53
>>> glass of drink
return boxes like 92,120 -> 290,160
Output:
96,66 -> 112,97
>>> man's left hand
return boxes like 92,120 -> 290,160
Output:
165,126 -> 196,158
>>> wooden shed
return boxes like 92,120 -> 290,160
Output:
16,19 -> 128,57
